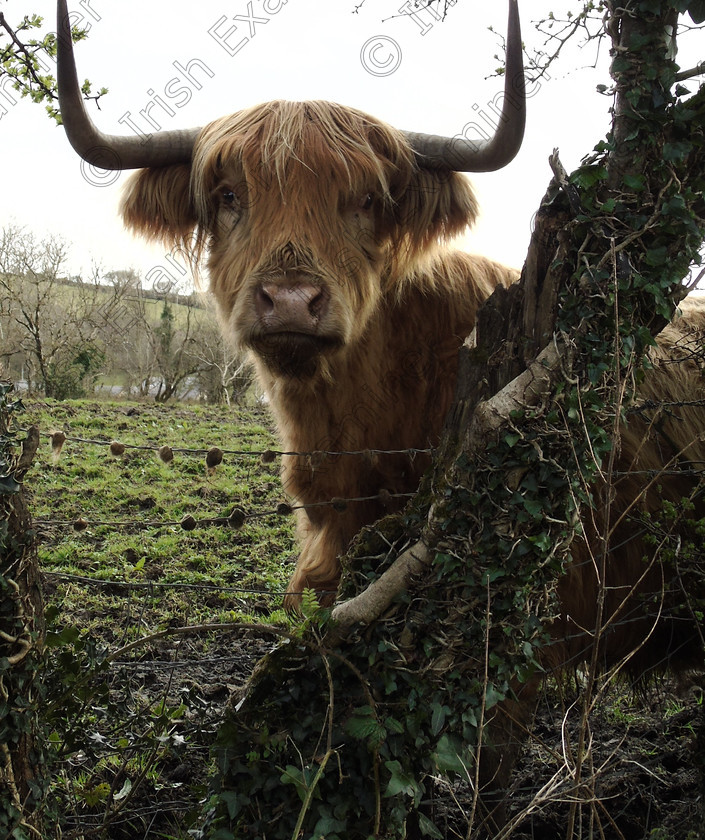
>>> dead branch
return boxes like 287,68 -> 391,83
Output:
330,540 -> 432,632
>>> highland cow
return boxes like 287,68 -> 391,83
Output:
56,1 -> 526,606
56,0 -> 704,688
123,100 -> 521,606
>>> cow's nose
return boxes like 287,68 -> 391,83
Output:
255,282 -> 328,327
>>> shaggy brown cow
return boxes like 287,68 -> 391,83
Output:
55,0 -> 704,671
58,0 -> 705,824
130,104 -> 519,605
56,1 -> 525,606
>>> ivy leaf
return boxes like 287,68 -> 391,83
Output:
418,813 -> 444,838
462,707 -> 478,728
482,567 -> 505,584
384,760 -> 420,800
688,0 -> 705,23
45,625 -> 81,647
485,683 -> 506,710
280,765 -> 316,803
663,141 -> 692,161
313,809 -> 347,836
570,165 -> 608,189
645,246 -> 668,266
431,703 -> 446,736
0,474 -> 21,494
611,54 -> 632,73
662,194 -> 687,215
523,498 -> 544,519
623,173 -> 646,191
432,734 -> 468,776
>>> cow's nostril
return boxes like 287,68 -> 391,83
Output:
256,286 -> 275,316
308,290 -> 325,318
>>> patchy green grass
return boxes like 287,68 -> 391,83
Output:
16,397 -> 302,837
25,397 -> 296,635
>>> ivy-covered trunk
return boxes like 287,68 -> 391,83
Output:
0,386 -> 47,838
203,3 -> 705,838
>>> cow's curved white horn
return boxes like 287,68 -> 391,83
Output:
56,0 -> 199,169
403,0 -> 525,172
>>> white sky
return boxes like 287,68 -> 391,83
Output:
0,0 -> 702,286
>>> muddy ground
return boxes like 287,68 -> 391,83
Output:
50,615 -> 703,840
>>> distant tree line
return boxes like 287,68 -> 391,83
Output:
0,226 -> 253,403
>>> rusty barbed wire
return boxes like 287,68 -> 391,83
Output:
33,490 -> 417,533
38,429 -> 434,462
26,396 -> 705,464
44,570 -> 290,596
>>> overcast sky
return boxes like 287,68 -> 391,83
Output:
0,0 -> 702,288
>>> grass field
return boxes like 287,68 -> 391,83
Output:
20,396 -> 298,838
26,397 -> 296,629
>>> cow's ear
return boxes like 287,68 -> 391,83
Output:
391,168 -> 479,253
120,164 -> 196,244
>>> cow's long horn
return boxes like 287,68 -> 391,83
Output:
403,0 -> 525,172
57,0 -> 198,169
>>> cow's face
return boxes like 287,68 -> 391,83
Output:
121,101 -> 479,380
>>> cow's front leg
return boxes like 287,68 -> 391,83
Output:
284,508 -> 350,610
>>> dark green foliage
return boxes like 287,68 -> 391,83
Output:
204,437 -> 571,838
45,340 -> 106,400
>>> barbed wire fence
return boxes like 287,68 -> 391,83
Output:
33,425 -> 427,600
25,396 -> 705,640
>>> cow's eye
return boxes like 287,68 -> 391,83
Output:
223,189 -> 237,206
360,193 -> 374,211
